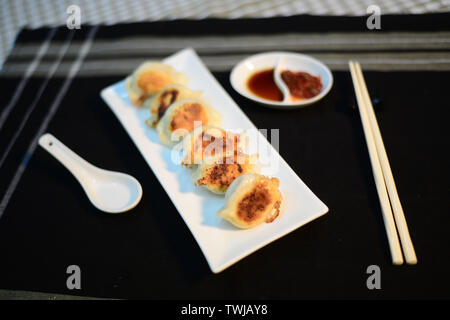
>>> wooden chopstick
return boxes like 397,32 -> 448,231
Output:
352,61 -> 417,265
348,61 -> 403,265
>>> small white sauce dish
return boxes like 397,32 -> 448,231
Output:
230,51 -> 333,108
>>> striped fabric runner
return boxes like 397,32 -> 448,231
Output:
2,13 -> 450,78
2,0 -> 450,67
0,26 -> 98,215
3,31 -> 450,75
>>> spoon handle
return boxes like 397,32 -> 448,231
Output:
38,133 -> 92,181
273,55 -> 290,103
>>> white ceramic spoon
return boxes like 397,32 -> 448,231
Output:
39,133 -> 142,213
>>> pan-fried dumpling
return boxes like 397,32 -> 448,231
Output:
125,62 -> 187,106
181,126 -> 246,168
216,173 -> 282,229
156,98 -> 222,147
191,152 -> 259,194
145,84 -> 202,127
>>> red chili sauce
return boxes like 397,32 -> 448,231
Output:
281,70 -> 323,100
247,68 -> 283,102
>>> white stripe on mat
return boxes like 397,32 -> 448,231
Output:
5,54 -> 449,75
8,32 -> 450,58
0,26 -> 99,217
0,30 -> 75,170
0,28 -> 57,131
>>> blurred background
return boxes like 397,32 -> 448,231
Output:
1,0 -> 449,68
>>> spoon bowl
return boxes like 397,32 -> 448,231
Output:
39,133 -> 142,213
84,169 -> 143,213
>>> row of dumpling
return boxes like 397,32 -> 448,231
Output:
125,61 -> 282,229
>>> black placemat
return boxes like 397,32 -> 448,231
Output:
0,14 -> 449,299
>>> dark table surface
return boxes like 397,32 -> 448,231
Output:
0,14 -> 449,299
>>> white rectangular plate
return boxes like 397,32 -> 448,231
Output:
100,48 -> 328,273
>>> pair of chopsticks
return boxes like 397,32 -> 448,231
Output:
349,61 -> 417,265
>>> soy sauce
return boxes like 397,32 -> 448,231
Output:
247,68 -> 283,102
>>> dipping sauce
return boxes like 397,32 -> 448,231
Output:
281,70 -> 323,100
247,68 -> 283,102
